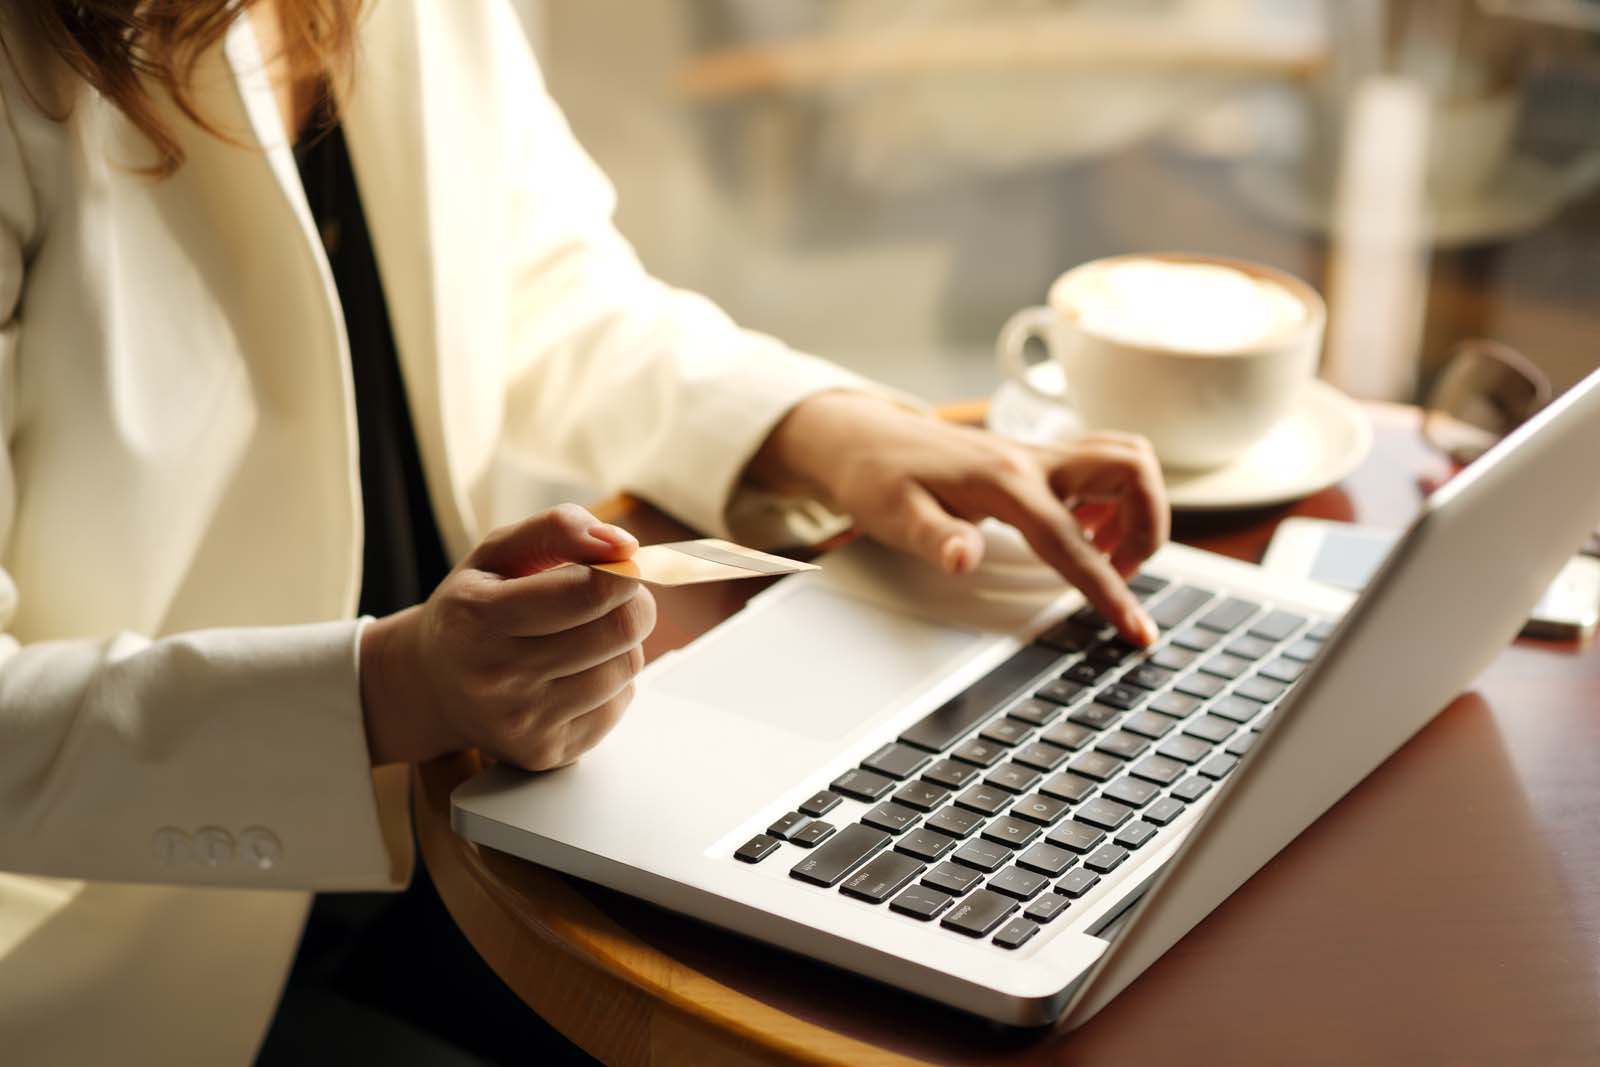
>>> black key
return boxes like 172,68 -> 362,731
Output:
1308,620 -> 1336,641
1171,627 -> 1223,652
1148,645 -> 1197,671
895,827 -> 957,863
1184,715 -> 1236,744
840,851 -> 924,904
1176,673 -> 1226,699
1036,677 -> 1089,705
1007,699 -> 1063,727
831,768 -> 894,802
1055,868 -> 1101,898
1096,730 -> 1150,760
767,812 -> 813,841
1199,653 -> 1251,680
1225,635 -> 1274,660
1039,772 -> 1097,804
1035,619 -> 1100,653
861,742 -> 932,781
1040,721 -> 1093,751
1260,657 -> 1306,684
1120,664 -> 1173,691
799,791 -> 842,818
1013,740 -> 1070,772
954,784 -> 1012,816
980,717 -> 1033,747
1084,844 -> 1130,874
1046,820 -> 1106,853
922,758 -> 980,790
923,860 -> 984,897
1129,754 -> 1187,786
1198,753 -> 1240,780
861,801 -> 921,835
1063,661 -> 1112,686
988,866 -> 1050,901
1149,586 -> 1213,628
1085,638 -> 1142,666
1128,572 -> 1170,598
979,764 -> 1043,796
1248,610 -> 1307,642
952,839 -> 1010,873
1235,676 -> 1288,704
1157,735 -> 1212,764
890,884 -> 954,921
1209,695 -> 1262,725
1114,821 -> 1159,849
993,917 -> 1040,949
1016,842 -> 1078,877
950,738 -> 1007,768
1068,605 -> 1106,626
1102,776 -> 1160,808
1025,893 -> 1071,923
1011,793 -> 1071,826
791,821 -> 837,848
1076,797 -> 1134,831
1067,751 -> 1123,782
1095,684 -> 1145,711
1122,711 -> 1175,739
941,889 -> 1017,938
900,644 -> 1063,752
893,780 -> 950,812
981,816 -> 1041,850
1225,732 -> 1258,757
1142,796 -> 1187,826
1196,596 -> 1260,632
1171,776 -> 1213,803
735,834 -> 780,864
1068,703 -> 1123,730
1149,691 -> 1203,719
789,824 -> 889,887
1283,638 -> 1321,663
925,806 -> 984,839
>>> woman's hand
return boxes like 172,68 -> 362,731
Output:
359,504 -> 656,768
750,393 -> 1170,645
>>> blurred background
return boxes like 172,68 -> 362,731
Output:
507,0 -> 1600,408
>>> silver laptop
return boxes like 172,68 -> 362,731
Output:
453,367 -> 1600,1028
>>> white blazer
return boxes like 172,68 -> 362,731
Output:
0,3 -> 865,1062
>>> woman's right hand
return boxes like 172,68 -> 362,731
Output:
359,504 -> 656,769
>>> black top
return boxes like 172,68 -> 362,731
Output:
296,123 -> 451,618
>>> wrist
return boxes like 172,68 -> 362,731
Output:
360,607 -> 452,765
748,390 -> 916,501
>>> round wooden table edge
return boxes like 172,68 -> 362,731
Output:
415,752 -> 927,1067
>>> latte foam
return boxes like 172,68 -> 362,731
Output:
1053,258 -> 1307,355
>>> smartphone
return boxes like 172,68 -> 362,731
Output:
1262,517 -> 1600,642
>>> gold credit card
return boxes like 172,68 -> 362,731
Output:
590,538 -> 819,586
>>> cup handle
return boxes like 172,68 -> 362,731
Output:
996,306 -> 1067,403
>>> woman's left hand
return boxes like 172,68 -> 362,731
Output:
749,392 -> 1170,646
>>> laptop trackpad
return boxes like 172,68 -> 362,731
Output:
646,580 -> 991,743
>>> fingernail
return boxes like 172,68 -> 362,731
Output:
1135,607 -> 1160,647
589,523 -> 637,548
941,535 -> 971,574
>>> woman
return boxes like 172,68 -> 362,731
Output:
0,1 -> 1167,1063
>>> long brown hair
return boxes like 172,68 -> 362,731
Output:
8,1 -> 360,175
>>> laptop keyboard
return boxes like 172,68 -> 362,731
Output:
732,572 -> 1334,952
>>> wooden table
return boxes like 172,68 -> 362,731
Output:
415,404 -> 1600,1066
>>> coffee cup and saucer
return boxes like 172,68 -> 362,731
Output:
988,252 -> 1371,512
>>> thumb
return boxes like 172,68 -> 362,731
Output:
877,483 -> 986,575
471,503 -> 638,577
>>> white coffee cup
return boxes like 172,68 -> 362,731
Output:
996,252 -> 1326,470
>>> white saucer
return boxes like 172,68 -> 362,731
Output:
987,366 -> 1373,511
